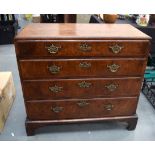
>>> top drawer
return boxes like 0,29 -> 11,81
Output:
15,40 -> 150,58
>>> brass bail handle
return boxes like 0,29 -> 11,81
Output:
104,104 -> 114,111
105,83 -> 118,92
77,101 -> 90,107
46,44 -> 61,54
49,85 -> 63,93
109,44 -> 124,54
78,81 -> 92,88
47,64 -> 61,74
80,43 -> 92,52
79,62 -> 91,68
107,64 -> 120,73
51,106 -> 64,113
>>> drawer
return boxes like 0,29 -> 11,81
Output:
23,77 -> 142,100
26,97 -> 138,120
19,58 -> 147,79
15,40 -> 150,57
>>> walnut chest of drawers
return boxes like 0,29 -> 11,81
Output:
14,24 -> 151,136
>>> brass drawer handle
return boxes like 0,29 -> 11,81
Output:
105,83 -> 118,92
46,44 -> 61,54
109,44 -> 124,54
47,64 -> 61,74
78,81 -> 92,88
107,64 -> 120,73
49,85 -> 63,93
79,62 -> 91,68
77,101 -> 90,107
51,106 -> 64,113
104,104 -> 114,111
80,43 -> 92,52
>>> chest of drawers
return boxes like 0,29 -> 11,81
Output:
14,24 -> 151,136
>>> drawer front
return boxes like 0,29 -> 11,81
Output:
23,78 -> 142,100
15,40 -> 149,57
26,97 -> 138,120
20,59 -> 146,79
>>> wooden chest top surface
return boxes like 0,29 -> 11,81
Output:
15,24 -> 151,40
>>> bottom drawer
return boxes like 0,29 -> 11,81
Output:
26,97 -> 138,120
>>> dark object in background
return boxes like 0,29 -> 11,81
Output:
0,14 -> 16,25
118,14 -> 126,20
147,54 -> 155,66
0,14 -> 18,45
40,14 -> 64,23
149,14 -> 155,25
130,14 -> 139,22
89,14 -> 100,23
142,78 -> 155,110
40,14 -> 77,23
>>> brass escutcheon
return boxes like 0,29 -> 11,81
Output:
104,104 -> 114,111
107,64 -> 120,73
78,81 -> 92,88
79,62 -> 91,68
77,101 -> 90,107
51,106 -> 64,113
109,44 -> 124,54
47,64 -> 61,74
46,44 -> 61,54
80,43 -> 92,52
105,83 -> 118,92
49,85 -> 63,93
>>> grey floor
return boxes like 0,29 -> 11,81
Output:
0,44 -> 155,141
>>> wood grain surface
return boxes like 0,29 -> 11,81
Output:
19,58 -> 147,79
22,77 -> 142,100
14,24 -> 151,40
15,40 -> 150,57
26,97 -> 138,120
